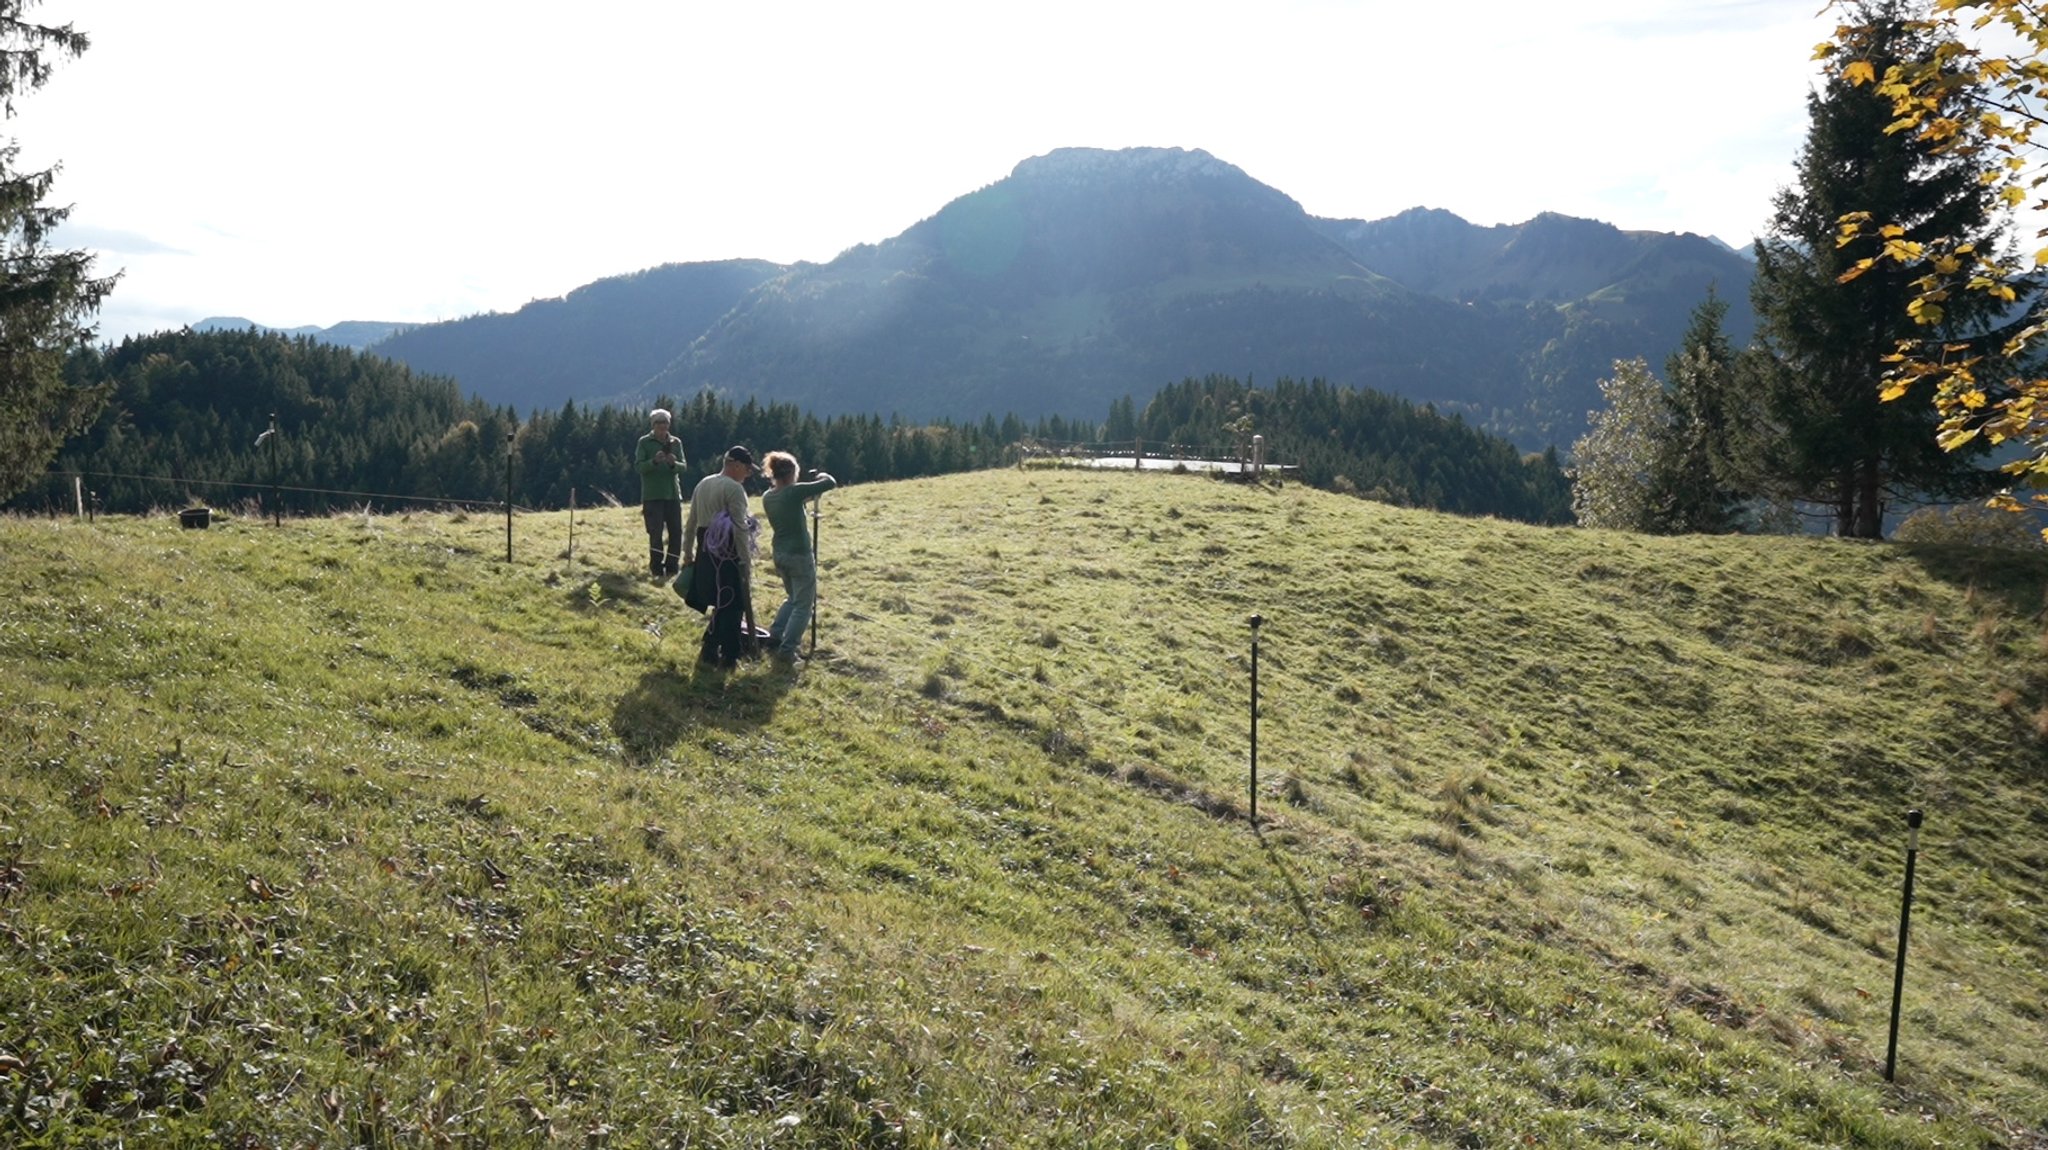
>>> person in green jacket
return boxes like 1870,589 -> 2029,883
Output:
635,408 -> 687,578
760,451 -> 837,665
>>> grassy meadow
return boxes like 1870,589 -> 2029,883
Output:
1,466 -> 2044,1148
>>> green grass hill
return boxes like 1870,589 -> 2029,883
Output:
2,468 -> 2043,1148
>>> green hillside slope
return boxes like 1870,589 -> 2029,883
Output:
2,470 -> 2043,1147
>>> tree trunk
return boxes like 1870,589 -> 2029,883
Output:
1852,457 -> 1885,539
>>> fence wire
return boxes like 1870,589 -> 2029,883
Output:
34,468 -> 541,514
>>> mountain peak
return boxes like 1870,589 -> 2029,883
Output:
1007,146 -> 1289,201
1014,145 -> 1227,176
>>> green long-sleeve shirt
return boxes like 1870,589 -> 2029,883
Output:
761,474 -> 837,558
635,433 -> 686,502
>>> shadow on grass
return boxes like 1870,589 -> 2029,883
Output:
612,654 -> 795,763
1254,826 -> 1361,996
1897,542 -> 2048,617
564,569 -> 668,610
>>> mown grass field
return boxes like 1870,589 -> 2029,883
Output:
2,466 -> 2044,1148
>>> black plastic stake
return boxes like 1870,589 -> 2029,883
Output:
1885,808 -> 1924,1083
1249,613 -> 1264,825
503,431 -> 515,563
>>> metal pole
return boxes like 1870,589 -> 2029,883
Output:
268,412 -> 280,527
1249,613 -> 1263,825
808,492 -> 824,657
1885,808 -> 1925,1082
504,431 -> 515,564
568,487 -> 576,569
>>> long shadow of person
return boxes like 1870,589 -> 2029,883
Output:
611,654 -> 795,766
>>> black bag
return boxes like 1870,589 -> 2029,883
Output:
674,561 -> 711,612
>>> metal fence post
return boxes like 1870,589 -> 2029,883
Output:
1249,613 -> 1263,825
1885,808 -> 1925,1082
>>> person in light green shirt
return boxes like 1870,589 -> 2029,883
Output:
634,408 -> 687,577
760,451 -> 837,665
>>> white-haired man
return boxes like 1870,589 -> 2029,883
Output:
635,408 -> 686,578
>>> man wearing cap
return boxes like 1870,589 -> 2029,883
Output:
635,408 -> 687,578
682,446 -> 760,669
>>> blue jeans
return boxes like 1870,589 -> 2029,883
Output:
769,551 -> 816,655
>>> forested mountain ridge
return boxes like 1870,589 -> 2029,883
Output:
366,259 -> 791,415
16,328 -> 1573,524
1312,207 -> 1757,316
1122,375 -> 1572,523
192,316 -> 413,350
16,328 -> 997,515
359,147 -> 1754,450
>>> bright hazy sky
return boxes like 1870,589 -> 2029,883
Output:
18,0 -> 1842,343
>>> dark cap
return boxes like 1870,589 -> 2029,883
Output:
724,445 -> 757,469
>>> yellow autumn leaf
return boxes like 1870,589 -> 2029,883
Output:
1880,380 -> 1913,401
1845,59 -> 1877,84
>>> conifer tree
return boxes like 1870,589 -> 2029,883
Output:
1740,0 -> 2005,537
0,2 -> 116,503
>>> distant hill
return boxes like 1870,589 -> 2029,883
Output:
370,148 -> 1759,449
1312,208 -> 1756,320
191,316 -> 413,350
364,259 -> 789,416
